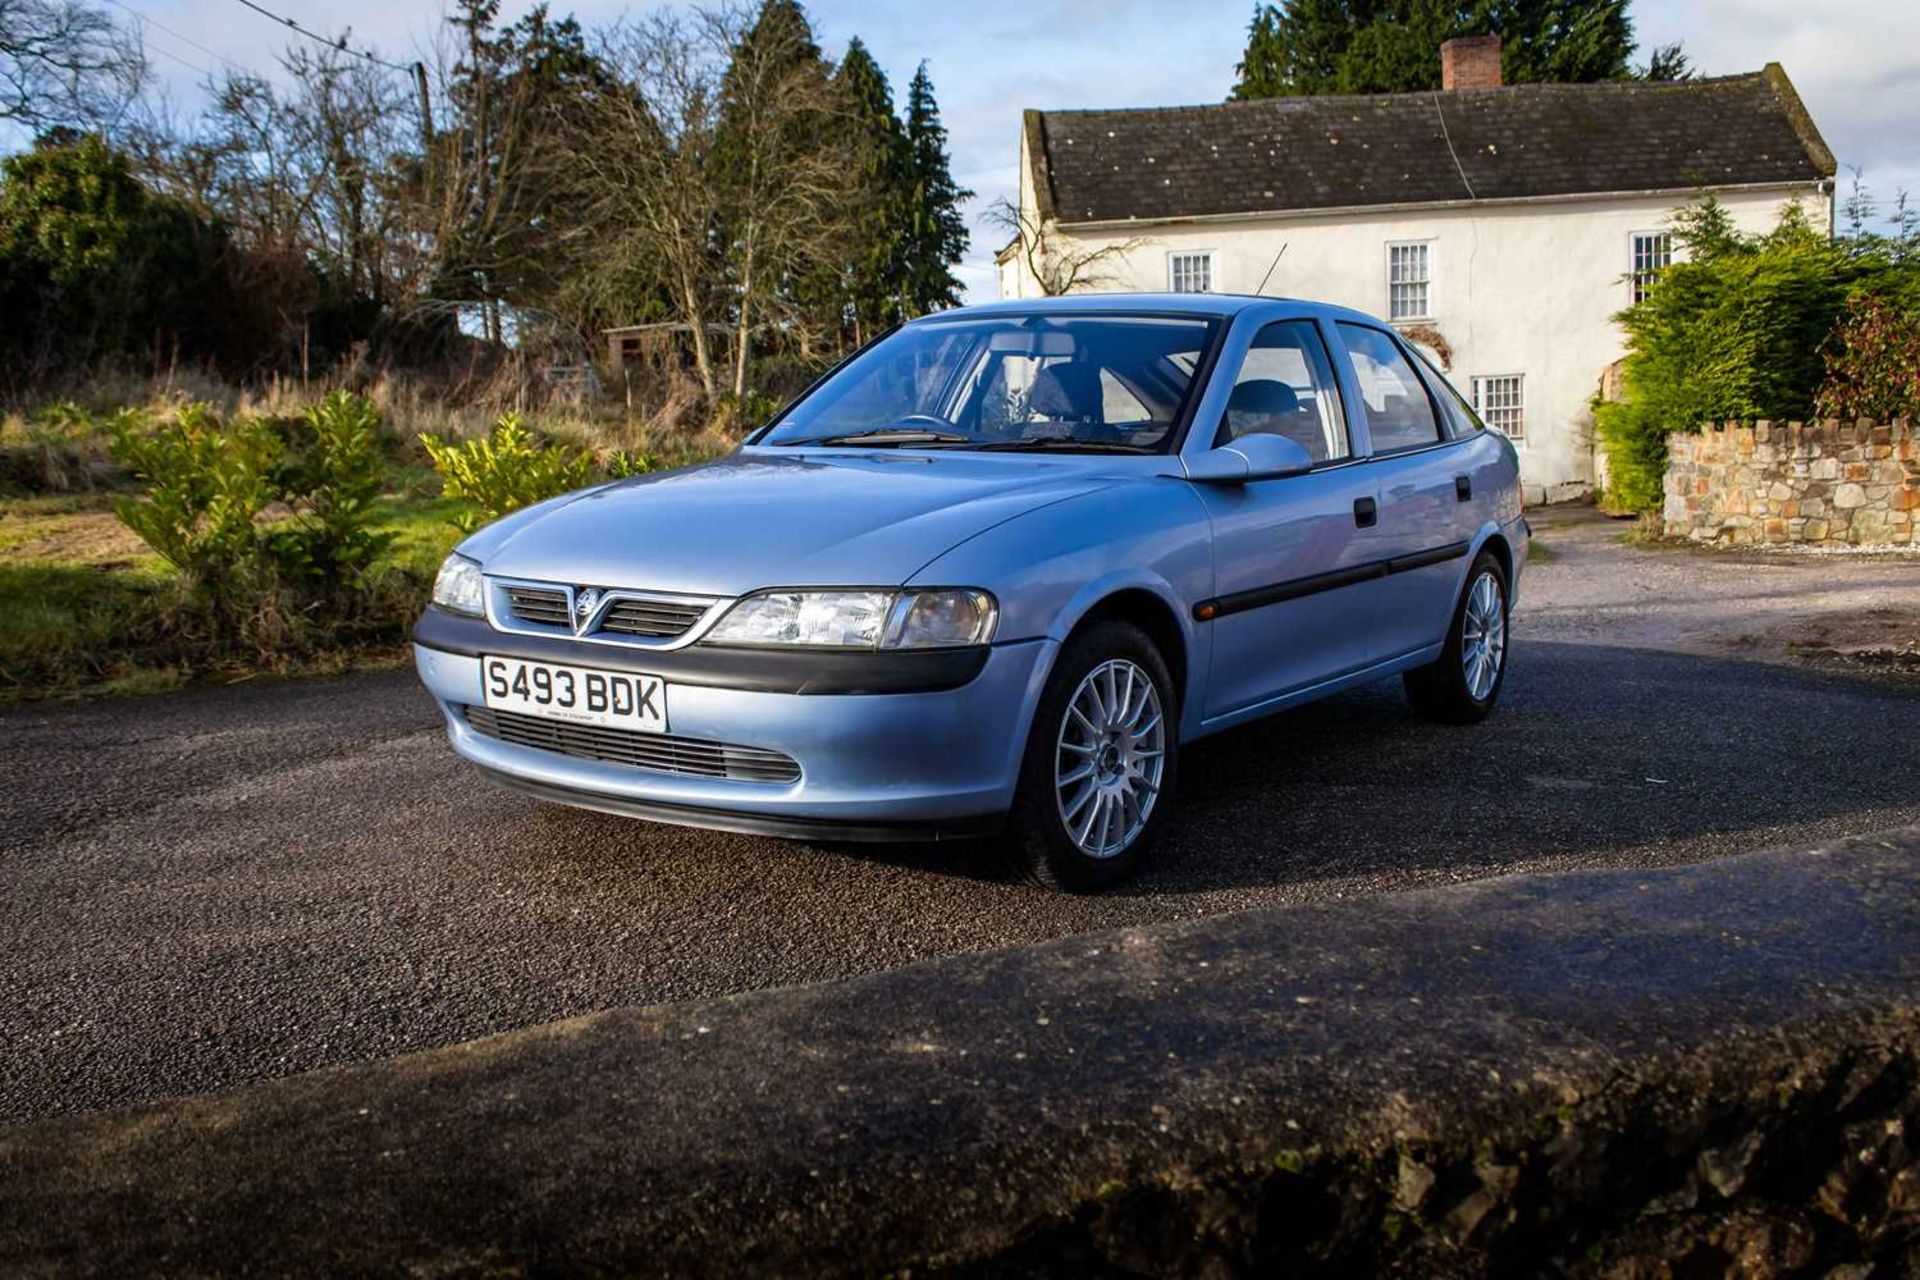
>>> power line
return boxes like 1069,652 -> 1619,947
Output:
99,0 -> 255,77
142,38 -> 215,79
228,0 -> 414,73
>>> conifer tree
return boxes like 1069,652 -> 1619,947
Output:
833,37 -> 913,343
1230,0 -> 1649,99
901,62 -> 969,315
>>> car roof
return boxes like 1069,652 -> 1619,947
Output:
911,292 -> 1385,326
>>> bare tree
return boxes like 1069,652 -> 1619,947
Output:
0,0 -> 144,130
987,196 -> 1142,296
281,44 -> 418,306
421,2 -> 602,345
564,8 -> 852,402
706,5 -> 848,398
567,13 -> 727,398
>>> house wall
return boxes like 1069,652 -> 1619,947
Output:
996,186 -> 1830,502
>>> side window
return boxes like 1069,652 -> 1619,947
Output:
1100,369 -> 1150,425
1410,351 -> 1484,437
1334,323 -> 1442,453
1215,320 -> 1349,462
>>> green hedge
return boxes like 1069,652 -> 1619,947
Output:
1596,200 -> 1920,512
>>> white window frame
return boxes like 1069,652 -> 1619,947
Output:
1386,240 -> 1433,322
1629,230 -> 1672,305
1167,250 -> 1216,294
1471,373 -> 1525,444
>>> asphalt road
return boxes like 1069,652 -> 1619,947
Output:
4,519 -> 1918,1122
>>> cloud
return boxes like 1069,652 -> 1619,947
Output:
115,0 -> 1918,301
1637,0 -> 1919,211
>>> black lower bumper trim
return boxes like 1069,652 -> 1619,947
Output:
478,767 -> 1007,844
415,607 -> 990,695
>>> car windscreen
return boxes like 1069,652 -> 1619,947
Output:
754,314 -> 1221,454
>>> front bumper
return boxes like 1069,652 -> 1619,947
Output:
414,634 -> 1056,840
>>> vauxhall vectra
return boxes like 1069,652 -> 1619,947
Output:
414,295 -> 1526,889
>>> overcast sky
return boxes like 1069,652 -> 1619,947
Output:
115,0 -> 1920,302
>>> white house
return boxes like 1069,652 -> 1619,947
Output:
996,37 -> 1836,501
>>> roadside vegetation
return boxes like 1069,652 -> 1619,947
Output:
0,0 -> 975,701
0,391 -> 727,703
1596,191 -> 1920,512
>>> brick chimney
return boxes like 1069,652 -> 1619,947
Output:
1440,35 -> 1502,90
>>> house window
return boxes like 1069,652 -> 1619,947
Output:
1472,374 -> 1525,442
1630,231 -> 1671,304
1388,242 -> 1431,320
1168,251 -> 1214,293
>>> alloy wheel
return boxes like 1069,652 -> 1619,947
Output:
1054,659 -> 1166,859
1461,570 -> 1507,701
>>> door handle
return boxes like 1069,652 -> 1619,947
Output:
1455,474 -> 1472,501
1353,496 -> 1378,528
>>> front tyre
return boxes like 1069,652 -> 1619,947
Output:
1006,620 -> 1177,891
1404,549 -> 1510,724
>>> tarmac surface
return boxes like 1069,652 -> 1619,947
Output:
3,511 -> 1916,1121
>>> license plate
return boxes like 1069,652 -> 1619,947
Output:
481,656 -> 667,732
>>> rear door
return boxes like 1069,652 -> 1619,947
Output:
1193,318 -> 1382,719
1330,322 -> 1474,665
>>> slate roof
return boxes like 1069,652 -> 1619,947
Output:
1027,66 -> 1834,225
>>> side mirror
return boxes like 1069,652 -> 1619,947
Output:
1186,432 -> 1315,485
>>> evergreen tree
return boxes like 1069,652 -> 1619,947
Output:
1230,0 -> 1647,99
1638,42 -> 1693,81
437,0 -> 610,336
714,0 -> 840,392
834,37 -> 914,342
0,132 -> 229,375
1231,4 -> 1286,100
901,62 -> 969,316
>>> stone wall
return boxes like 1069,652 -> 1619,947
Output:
1664,418 -> 1918,545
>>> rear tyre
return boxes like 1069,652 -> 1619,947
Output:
1404,550 -> 1510,725
1005,620 -> 1178,891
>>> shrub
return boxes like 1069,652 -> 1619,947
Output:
268,390 -> 396,599
108,403 -> 280,586
107,394 -> 415,657
420,414 -> 596,533
604,449 -> 659,479
710,390 -> 781,437
0,133 -> 236,382
1595,199 -> 1920,512
1814,294 -> 1920,421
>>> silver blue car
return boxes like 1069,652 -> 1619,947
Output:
414,294 -> 1526,889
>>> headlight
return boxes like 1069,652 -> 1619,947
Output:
885,589 -> 998,649
704,589 -> 997,650
432,553 -> 485,616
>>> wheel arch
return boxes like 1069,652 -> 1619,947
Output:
1475,525 -> 1514,588
1058,586 -> 1193,713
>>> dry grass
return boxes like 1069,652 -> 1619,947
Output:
0,373 -> 742,703
8,365 -> 750,451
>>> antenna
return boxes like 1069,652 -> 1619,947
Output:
1255,242 -> 1289,296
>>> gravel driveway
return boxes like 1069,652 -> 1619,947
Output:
3,510 -> 1917,1122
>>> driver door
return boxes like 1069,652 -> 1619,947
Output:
1194,318 -> 1382,719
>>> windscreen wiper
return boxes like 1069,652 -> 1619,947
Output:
970,437 -> 1154,454
785,426 -> 975,447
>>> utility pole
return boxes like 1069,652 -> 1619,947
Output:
412,61 -> 434,150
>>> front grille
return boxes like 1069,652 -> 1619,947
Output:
506,586 -> 571,628
599,598 -> 708,638
462,706 -> 801,784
